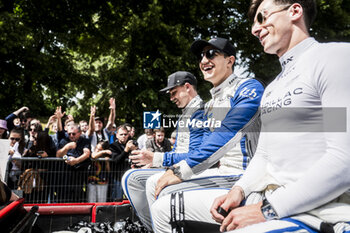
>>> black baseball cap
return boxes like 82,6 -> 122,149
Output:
190,37 -> 236,59
160,71 -> 197,92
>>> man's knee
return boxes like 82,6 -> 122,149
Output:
145,172 -> 164,201
150,195 -> 171,232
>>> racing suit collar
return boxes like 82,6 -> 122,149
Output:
279,37 -> 317,72
182,95 -> 202,114
209,73 -> 238,98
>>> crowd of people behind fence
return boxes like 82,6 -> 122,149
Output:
0,100 -> 175,203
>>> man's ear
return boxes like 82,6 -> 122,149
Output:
289,3 -> 304,22
227,56 -> 236,66
184,83 -> 191,91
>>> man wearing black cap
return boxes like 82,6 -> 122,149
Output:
149,37 -> 265,233
122,71 -> 205,230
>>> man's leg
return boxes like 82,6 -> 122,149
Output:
145,168 -> 240,209
122,168 -> 164,230
145,171 -> 166,211
150,188 -> 227,233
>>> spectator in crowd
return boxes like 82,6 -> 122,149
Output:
55,106 -> 75,143
87,106 -> 109,152
7,128 -> 26,189
56,123 -> 91,202
123,71 -> 205,230
88,141 -> 112,203
24,131 -> 56,158
44,115 -> 59,149
0,119 -> 8,139
87,98 -> 116,151
21,130 -> 56,202
136,129 -> 154,150
25,121 -> 43,150
146,38 -> 264,233
56,123 -> 91,169
109,125 -> 136,201
146,127 -> 172,153
79,120 -> 89,136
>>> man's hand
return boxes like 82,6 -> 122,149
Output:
210,186 -> 265,232
66,156 -> 78,166
125,140 -> 137,153
155,169 -> 182,198
55,106 -> 65,119
210,186 -> 244,223
219,202 -> 265,232
129,149 -> 154,167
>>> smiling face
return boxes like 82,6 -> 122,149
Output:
251,0 -> 293,57
199,46 -> 234,87
169,85 -> 191,109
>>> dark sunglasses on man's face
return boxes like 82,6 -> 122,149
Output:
10,137 -> 21,141
68,133 -> 76,136
256,5 -> 291,25
200,49 -> 222,61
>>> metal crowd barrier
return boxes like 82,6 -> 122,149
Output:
5,157 -> 129,204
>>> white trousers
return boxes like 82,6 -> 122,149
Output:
123,168 -> 242,231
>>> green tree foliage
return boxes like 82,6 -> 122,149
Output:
1,0 -> 349,132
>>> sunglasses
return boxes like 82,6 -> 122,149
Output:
68,133 -> 76,136
200,49 -> 222,61
10,137 -> 21,141
256,5 -> 291,25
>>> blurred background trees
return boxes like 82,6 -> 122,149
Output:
1,0 -> 349,131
